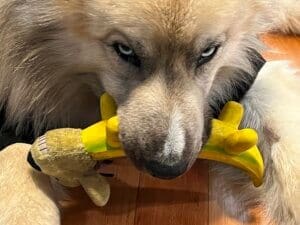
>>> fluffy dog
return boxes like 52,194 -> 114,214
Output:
0,0 -> 299,224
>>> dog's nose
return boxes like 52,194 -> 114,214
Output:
145,160 -> 188,179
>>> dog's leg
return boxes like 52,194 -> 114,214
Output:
0,144 -> 60,225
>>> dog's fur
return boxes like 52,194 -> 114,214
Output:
0,0 -> 300,224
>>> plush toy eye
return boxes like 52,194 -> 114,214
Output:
113,43 -> 141,67
197,45 -> 219,67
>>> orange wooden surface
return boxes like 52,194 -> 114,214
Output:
262,34 -> 300,66
61,35 -> 300,225
134,161 -> 209,225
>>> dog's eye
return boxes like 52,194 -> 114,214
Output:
117,43 -> 134,55
113,43 -> 141,67
197,45 -> 219,66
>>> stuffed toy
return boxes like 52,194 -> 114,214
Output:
27,93 -> 264,207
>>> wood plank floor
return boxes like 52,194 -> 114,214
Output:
61,34 -> 300,225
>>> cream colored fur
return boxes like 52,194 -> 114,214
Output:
0,144 -> 60,225
213,61 -> 300,224
250,62 -> 300,223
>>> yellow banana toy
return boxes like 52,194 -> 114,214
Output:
28,93 -> 264,207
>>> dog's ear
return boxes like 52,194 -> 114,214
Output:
208,48 -> 265,117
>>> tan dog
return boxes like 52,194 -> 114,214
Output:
0,1 -> 299,224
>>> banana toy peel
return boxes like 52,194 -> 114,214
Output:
200,102 -> 264,187
28,93 -> 264,207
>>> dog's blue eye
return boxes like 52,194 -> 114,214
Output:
118,44 -> 134,55
113,43 -> 141,67
197,45 -> 219,67
201,46 -> 217,57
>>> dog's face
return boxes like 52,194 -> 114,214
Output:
69,0 -> 266,178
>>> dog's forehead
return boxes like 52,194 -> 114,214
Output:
96,0 -> 244,37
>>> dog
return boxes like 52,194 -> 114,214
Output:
0,0 -> 299,224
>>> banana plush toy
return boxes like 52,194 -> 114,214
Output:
28,93 -> 264,207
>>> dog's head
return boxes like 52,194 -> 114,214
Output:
68,0 -> 266,178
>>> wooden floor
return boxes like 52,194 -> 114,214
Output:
61,34 -> 300,225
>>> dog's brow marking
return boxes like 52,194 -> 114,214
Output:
162,108 -> 185,164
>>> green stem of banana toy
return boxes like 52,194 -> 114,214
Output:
81,93 -> 264,187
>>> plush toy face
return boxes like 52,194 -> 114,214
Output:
29,128 -> 110,206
